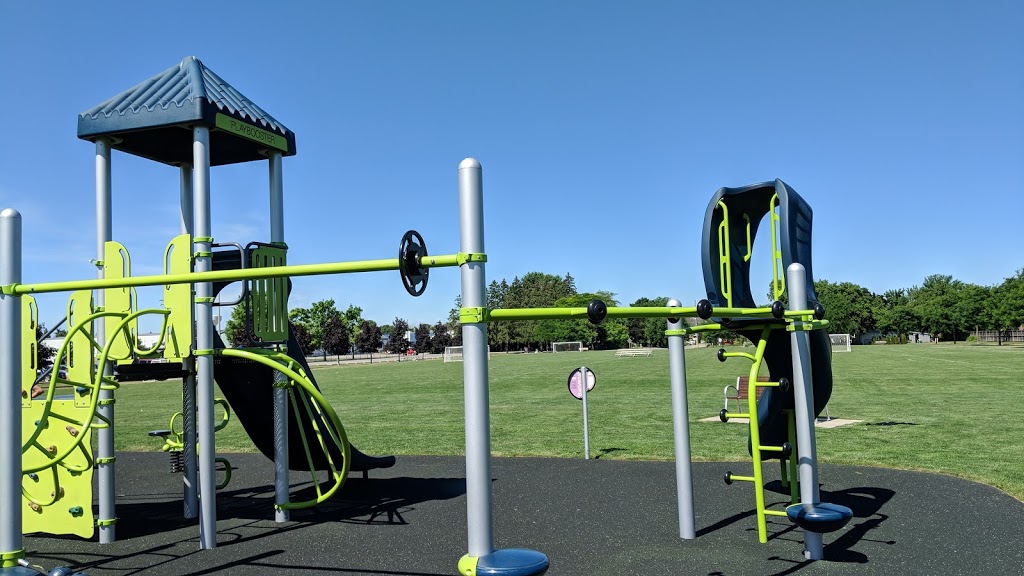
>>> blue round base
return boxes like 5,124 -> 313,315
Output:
475,548 -> 549,576
786,502 -> 854,533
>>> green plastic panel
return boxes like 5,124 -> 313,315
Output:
66,291 -> 95,409
248,245 -> 289,342
163,234 -> 194,359
21,296 -> 38,408
21,400 -> 95,538
103,241 -> 136,361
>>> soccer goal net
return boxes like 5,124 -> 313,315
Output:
443,346 -> 491,363
829,334 -> 852,352
552,341 -> 583,353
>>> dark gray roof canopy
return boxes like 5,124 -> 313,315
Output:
78,56 -> 296,166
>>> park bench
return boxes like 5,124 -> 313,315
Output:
723,375 -> 768,413
615,348 -> 652,357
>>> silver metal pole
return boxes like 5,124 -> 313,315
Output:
95,138 -> 116,544
193,127 -> 217,548
666,298 -> 695,540
580,366 -> 590,460
269,151 -> 289,522
458,158 -> 493,558
0,209 -> 23,561
179,163 -> 198,520
787,263 -> 823,560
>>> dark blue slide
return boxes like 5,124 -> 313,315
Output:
210,249 -> 395,475
212,329 -> 396,474
701,180 -> 832,457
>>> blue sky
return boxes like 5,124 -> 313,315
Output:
1,1 -> 1021,333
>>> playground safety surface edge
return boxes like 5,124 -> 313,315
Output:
23,453 -> 1024,576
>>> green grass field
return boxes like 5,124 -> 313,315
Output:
113,343 -> 1024,501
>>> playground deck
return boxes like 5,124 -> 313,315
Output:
24,453 -> 1023,575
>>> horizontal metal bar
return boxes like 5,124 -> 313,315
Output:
7,253 -> 461,295
487,305 -> 701,322
726,412 -> 751,419
711,306 -> 819,319
729,475 -> 756,483
604,306 -> 700,319
764,509 -> 789,517
760,445 -> 786,452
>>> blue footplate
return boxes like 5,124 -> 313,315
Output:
786,502 -> 853,533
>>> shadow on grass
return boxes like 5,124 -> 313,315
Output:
863,421 -> 919,426
593,447 -> 626,459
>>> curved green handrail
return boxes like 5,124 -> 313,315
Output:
218,347 -> 351,509
23,308 -> 165,475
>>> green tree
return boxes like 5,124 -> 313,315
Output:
534,292 -> 627,350
290,321 -> 314,356
502,272 -> 577,350
431,321 -> 451,354
289,299 -> 343,358
911,275 -> 962,342
812,279 -> 878,341
224,304 -> 253,347
341,304 -> 364,350
874,288 -> 919,341
322,315 -> 351,357
628,296 -> 671,348
36,324 -> 56,371
355,320 -> 382,354
447,296 -> 463,347
990,269 -> 1024,344
387,318 -> 410,354
414,323 -> 433,354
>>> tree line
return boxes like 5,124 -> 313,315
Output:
224,298 -> 458,357
220,267 -> 1024,355
779,269 -> 1024,344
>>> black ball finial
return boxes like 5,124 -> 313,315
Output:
778,377 -> 791,393
587,299 -> 607,324
771,300 -> 785,319
717,348 -> 727,362
696,299 -> 714,320
813,303 -> 826,319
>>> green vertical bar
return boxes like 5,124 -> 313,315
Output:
746,326 -> 772,544
787,409 -> 799,504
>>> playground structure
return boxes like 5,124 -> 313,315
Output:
0,57 -> 851,576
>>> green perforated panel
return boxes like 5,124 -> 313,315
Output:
248,244 -> 289,342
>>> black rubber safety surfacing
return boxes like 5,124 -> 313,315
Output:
399,230 -> 429,297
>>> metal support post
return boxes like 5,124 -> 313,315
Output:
269,151 -> 289,522
179,163 -> 198,520
667,298 -> 695,540
457,158 -> 547,575
787,263 -> 824,560
95,138 -> 116,544
580,366 -> 590,460
193,127 -> 217,548
0,209 -> 23,565
459,158 -> 493,558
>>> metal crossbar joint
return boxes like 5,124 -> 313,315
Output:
456,252 -> 487,266
459,307 -> 488,324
